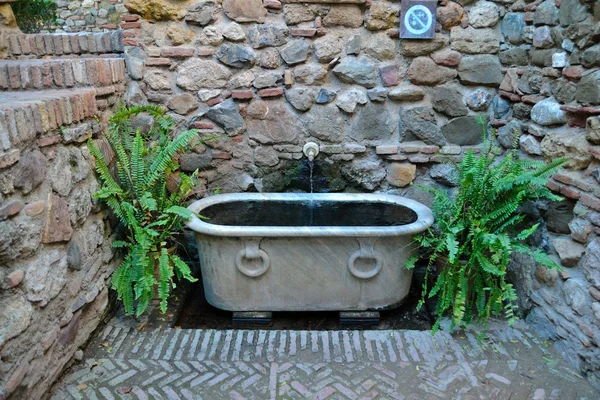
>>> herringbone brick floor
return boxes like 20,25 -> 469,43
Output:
50,323 -> 599,399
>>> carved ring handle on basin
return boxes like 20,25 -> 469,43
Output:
235,239 -> 270,278
347,239 -> 383,280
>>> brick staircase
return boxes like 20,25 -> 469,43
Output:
0,19 -> 129,399
0,31 -> 126,170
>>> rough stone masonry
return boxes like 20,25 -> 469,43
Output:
0,8 -> 128,398
118,0 -> 600,390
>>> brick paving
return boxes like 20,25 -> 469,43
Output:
50,322 -> 599,399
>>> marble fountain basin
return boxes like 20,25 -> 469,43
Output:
186,193 -> 433,312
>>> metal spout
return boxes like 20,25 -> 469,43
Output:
303,142 -> 319,162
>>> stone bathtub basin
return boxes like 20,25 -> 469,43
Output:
186,193 -> 433,312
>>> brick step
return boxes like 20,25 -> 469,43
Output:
0,57 -> 126,92
5,31 -> 124,58
0,88 -> 99,164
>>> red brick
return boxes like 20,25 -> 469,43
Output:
212,152 -> 233,160
70,35 -> 80,54
70,96 -> 80,122
197,48 -> 215,56
563,66 -> 584,80
121,14 -> 140,22
263,0 -> 282,9
97,60 -> 108,85
291,28 -> 317,37
95,85 -> 116,97
522,95 -> 544,104
192,122 -> 215,130
161,47 -> 195,58
589,146 -> 600,160
85,92 -> 97,116
259,87 -> 284,98
561,104 -> 583,114
31,66 -> 42,89
53,99 -> 63,127
581,194 -> 600,211
560,185 -> 581,200
582,107 -> 600,115
18,35 -> 31,54
37,135 -> 62,147
232,90 -> 254,100
122,38 -> 140,47
553,173 -> 572,186
379,64 -> 399,87
399,144 -> 422,154
420,145 -> 440,154
569,177 -> 592,192
408,155 -> 429,163
376,145 -> 399,155
499,90 -> 521,102
52,35 -> 63,55
102,33 -> 112,52
28,35 -> 36,55
99,24 -> 118,30
63,62 -> 74,87
52,62 -> 64,87
206,97 -> 223,106
120,22 -> 141,29
8,65 -> 20,89
231,135 -> 244,143
145,58 -> 172,66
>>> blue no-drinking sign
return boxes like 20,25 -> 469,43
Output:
400,0 -> 437,39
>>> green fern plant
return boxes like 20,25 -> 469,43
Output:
12,0 -> 57,33
89,105 -> 202,317
406,116 -> 566,333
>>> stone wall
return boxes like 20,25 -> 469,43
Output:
119,0 -> 600,389
52,0 -> 127,32
0,26 -> 126,399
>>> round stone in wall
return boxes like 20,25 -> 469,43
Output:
223,23 -> 246,42
466,89 -> 493,111
468,1 -> 500,28
185,1 -> 216,26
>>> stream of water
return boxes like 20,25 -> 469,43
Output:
309,159 -> 314,225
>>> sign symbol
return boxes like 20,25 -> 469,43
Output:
404,5 -> 433,35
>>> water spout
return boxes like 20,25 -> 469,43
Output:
303,142 -> 319,162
